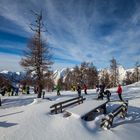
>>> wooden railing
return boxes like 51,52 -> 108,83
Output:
100,100 -> 128,129
50,96 -> 86,114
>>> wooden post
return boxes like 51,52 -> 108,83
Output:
55,106 -> 57,114
103,104 -> 107,114
60,104 -> 62,113
0,97 -> 1,106
81,96 -> 83,103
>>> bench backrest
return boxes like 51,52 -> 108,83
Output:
50,96 -> 84,108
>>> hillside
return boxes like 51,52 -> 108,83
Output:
0,82 -> 140,140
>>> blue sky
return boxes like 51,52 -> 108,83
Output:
0,0 -> 140,71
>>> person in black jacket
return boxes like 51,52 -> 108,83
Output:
97,84 -> 105,100
104,90 -> 111,101
77,85 -> 81,97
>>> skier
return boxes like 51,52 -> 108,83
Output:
117,84 -> 123,101
77,85 -> 81,97
15,87 -> 19,96
11,86 -> 14,96
26,86 -> 30,94
7,86 -> 11,96
56,85 -> 61,96
83,84 -> 87,95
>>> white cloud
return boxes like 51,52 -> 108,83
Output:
0,53 -> 23,72
0,0 -> 140,70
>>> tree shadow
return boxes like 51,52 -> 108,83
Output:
1,97 -> 35,109
0,121 -> 18,128
0,111 -> 24,117
44,94 -> 79,101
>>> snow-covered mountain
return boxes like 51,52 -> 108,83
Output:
0,70 -> 25,83
53,65 -> 136,84
0,65 -> 137,85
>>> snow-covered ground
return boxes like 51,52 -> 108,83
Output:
0,82 -> 140,140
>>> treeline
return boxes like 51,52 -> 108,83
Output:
57,62 -> 98,90
0,59 -> 139,93
57,59 -> 140,90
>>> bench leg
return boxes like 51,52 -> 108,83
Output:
55,106 -> 57,114
103,105 -> 107,114
60,104 -> 62,113
0,98 -> 1,106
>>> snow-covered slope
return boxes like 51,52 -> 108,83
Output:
0,82 -> 140,140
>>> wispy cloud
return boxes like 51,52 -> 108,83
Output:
0,53 -> 23,71
0,0 -> 140,71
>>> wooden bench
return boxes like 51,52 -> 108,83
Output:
100,100 -> 128,129
50,96 -> 86,114
66,100 -> 108,120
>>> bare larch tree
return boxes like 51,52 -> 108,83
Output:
20,11 -> 53,98
110,57 -> 119,87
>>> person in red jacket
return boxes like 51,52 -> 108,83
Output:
117,84 -> 123,101
83,84 -> 88,95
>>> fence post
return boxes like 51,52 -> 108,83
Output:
0,96 -> 1,106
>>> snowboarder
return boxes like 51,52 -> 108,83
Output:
77,85 -> 81,97
117,84 -> 123,101
83,84 -> 87,95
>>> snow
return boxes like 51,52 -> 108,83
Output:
0,82 -> 140,140
66,100 -> 107,118
0,70 -> 9,74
